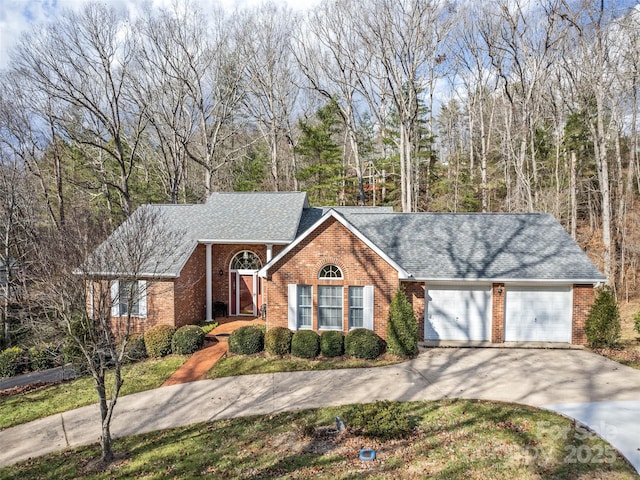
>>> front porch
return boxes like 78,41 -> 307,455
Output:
202,245 -> 276,323
205,317 -> 266,341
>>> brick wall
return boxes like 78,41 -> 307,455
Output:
491,283 -> 505,343
264,217 -> 399,339
572,284 -> 594,345
174,244 -> 206,327
403,282 -> 425,341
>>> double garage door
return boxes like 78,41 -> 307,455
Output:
425,284 -> 573,343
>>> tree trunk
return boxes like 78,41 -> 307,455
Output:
570,151 -> 577,240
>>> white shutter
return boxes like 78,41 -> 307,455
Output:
288,284 -> 297,330
110,281 -> 119,317
89,282 -> 95,319
363,286 -> 374,330
137,280 -> 147,317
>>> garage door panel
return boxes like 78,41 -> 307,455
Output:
505,286 -> 572,343
425,285 -> 492,341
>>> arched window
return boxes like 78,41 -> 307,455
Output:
230,251 -> 262,270
318,264 -> 343,279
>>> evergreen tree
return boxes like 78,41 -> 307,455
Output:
295,99 -> 344,206
386,287 -> 418,357
585,286 -> 621,348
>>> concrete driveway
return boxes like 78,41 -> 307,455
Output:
1,348 -> 639,472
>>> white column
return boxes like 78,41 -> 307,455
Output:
266,244 -> 273,262
206,243 -> 212,322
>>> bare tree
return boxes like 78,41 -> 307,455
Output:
237,3 -> 300,192
353,0 -> 451,212
30,206 -> 184,466
294,0 -> 371,204
12,2 -> 146,217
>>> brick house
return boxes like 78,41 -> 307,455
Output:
89,191 -> 605,344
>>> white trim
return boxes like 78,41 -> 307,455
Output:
206,243 -> 212,322
258,210 -> 410,278
110,281 -> 119,317
137,280 -> 147,317
288,284 -> 297,330
233,270 -> 259,316
198,239 -> 290,245
407,278 -> 602,285
363,285 -> 374,330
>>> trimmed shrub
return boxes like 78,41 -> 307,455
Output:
320,331 -> 344,357
291,330 -> 320,358
144,325 -> 176,358
585,286 -> 621,348
122,334 -> 148,363
200,322 -> 218,335
386,287 -> 418,357
172,325 -> 206,355
228,325 -> 264,355
345,328 -> 381,359
265,327 -> 293,356
0,347 -> 26,378
343,401 -> 415,440
28,343 -> 57,371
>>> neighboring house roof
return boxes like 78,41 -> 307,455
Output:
343,212 -> 606,283
85,192 -> 309,278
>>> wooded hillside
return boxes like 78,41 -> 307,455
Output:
1,0 -> 640,347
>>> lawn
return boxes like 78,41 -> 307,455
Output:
0,355 -> 187,430
0,399 -> 634,479
207,352 -> 403,379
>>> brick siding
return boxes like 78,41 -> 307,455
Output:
572,284 -> 594,345
491,283 -> 505,343
264,217 -> 399,339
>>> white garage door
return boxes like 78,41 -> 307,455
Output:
504,286 -> 572,342
425,285 -> 492,341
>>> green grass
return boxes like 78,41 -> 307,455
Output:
207,353 -> 402,379
0,356 -> 187,429
0,400 -> 634,479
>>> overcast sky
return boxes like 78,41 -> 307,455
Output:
0,0 -> 313,69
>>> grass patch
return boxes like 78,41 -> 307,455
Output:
207,352 -> 402,379
0,356 -> 187,430
0,399 -> 635,479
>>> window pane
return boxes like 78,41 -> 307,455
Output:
318,286 -> 343,329
231,251 -> 262,270
318,264 -> 343,279
349,286 -> 364,329
119,281 -> 140,316
298,285 -> 312,328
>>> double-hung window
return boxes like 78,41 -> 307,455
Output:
297,285 -> 312,328
111,280 -> 147,317
318,285 -> 343,329
349,286 -> 364,329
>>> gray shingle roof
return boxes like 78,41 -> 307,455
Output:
343,212 -> 605,282
296,206 -> 394,236
86,192 -> 309,277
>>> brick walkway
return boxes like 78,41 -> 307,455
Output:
162,318 -> 266,386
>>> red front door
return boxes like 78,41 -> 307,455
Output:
239,274 -> 254,315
